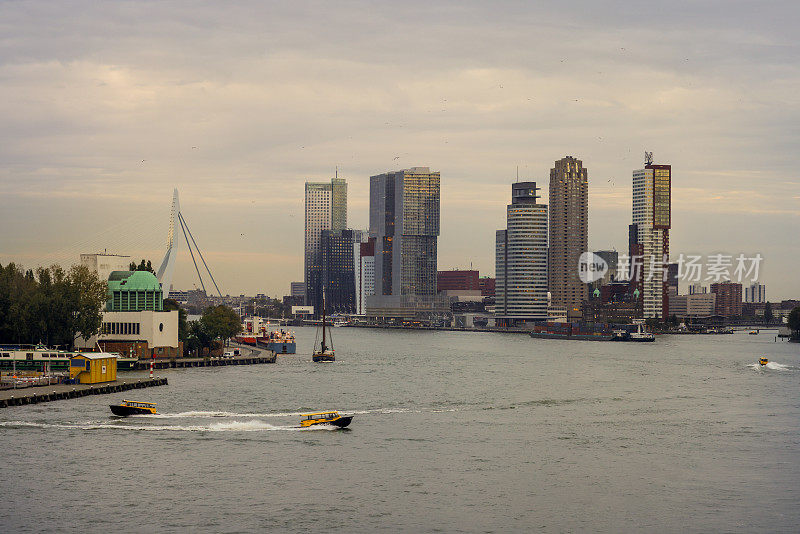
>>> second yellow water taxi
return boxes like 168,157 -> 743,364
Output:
759,357 -> 769,366
110,400 -> 157,416
299,411 -> 352,428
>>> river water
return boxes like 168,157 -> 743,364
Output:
1,328 -> 798,533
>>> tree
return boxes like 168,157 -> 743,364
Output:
187,320 -> 213,356
788,307 -> 800,339
129,259 -> 155,274
200,305 -> 240,344
163,298 -> 188,343
764,302 -> 774,324
0,263 -> 106,347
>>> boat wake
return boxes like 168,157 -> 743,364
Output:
0,419 -> 313,432
748,362 -> 791,371
152,407 -> 425,419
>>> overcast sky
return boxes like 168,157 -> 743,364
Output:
1,1 -> 798,299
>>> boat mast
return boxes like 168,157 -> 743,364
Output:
321,288 -> 327,352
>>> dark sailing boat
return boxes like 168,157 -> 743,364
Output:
312,291 -> 335,362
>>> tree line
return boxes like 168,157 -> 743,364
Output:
0,263 -> 108,347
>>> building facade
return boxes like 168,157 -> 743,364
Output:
320,229 -> 362,315
744,283 -> 766,304
290,282 -> 305,299
304,177 -> 347,315
495,182 -> 548,325
80,253 -> 131,285
356,238 -> 376,315
631,161 -> 671,319
479,277 -> 496,297
711,281 -> 743,317
367,167 -> 445,318
669,292 -> 716,318
438,270 -> 480,291
548,156 -> 589,311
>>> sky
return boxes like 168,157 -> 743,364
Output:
1,1 -> 799,299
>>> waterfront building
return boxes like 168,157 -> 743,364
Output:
548,156 -> 589,311
630,158 -> 671,319
711,281 -> 743,317
669,292 -> 716,318
438,270 -> 480,292
495,182 -> 548,326
290,282 -> 305,299
479,277 -> 496,297
320,229 -> 363,315
744,283 -> 766,304
74,270 -> 179,359
356,238 -> 375,316
304,176 -> 347,315
366,167 -> 447,319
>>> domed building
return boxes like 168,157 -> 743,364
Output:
75,267 -> 180,364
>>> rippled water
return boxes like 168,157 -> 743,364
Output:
1,328 -> 798,533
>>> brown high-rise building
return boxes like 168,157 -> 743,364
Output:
548,156 -> 589,313
710,281 -> 742,317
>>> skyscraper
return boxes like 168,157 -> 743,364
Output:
496,182 -> 548,325
304,176 -> 347,315
548,156 -> 588,314
631,156 -> 671,319
356,238 -> 376,315
367,167 -> 443,318
320,229 -> 362,314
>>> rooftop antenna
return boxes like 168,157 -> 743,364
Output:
644,151 -> 654,166
335,165 -> 338,179
516,165 -> 519,182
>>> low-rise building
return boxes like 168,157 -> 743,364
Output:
669,292 -> 717,318
75,270 -> 179,358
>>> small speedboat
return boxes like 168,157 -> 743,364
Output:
759,357 -> 769,366
299,411 -> 352,428
110,400 -> 157,416
749,330 -> 759,335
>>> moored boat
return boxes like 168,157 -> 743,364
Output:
299,411 -> 352,428
110,400 -> 157,416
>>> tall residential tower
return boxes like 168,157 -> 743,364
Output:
496,182 -> 549,325
548,156 -> 588,315
630,156 -> 671,319
304,176 -> 347,315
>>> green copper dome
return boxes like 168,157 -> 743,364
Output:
106,271 -> 163,311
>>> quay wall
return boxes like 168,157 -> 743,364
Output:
0,377 -> 168,408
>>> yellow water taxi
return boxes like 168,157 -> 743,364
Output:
299,411 -> 352,428
110,400 -> 157,416
759,357 -> 769,366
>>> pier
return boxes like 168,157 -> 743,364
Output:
132,351 -> 276,370
0,377 -> 168,408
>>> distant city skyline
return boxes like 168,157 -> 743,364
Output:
1,2 -> 798,299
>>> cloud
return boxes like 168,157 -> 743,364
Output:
0,1 -> 799,296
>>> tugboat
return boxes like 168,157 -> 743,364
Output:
759,357 -> 769,366
110,400 -> 157,416
312,291 -> 335,362
299,411 -> 352,428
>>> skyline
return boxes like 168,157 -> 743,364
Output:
1,1 -> 798,298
